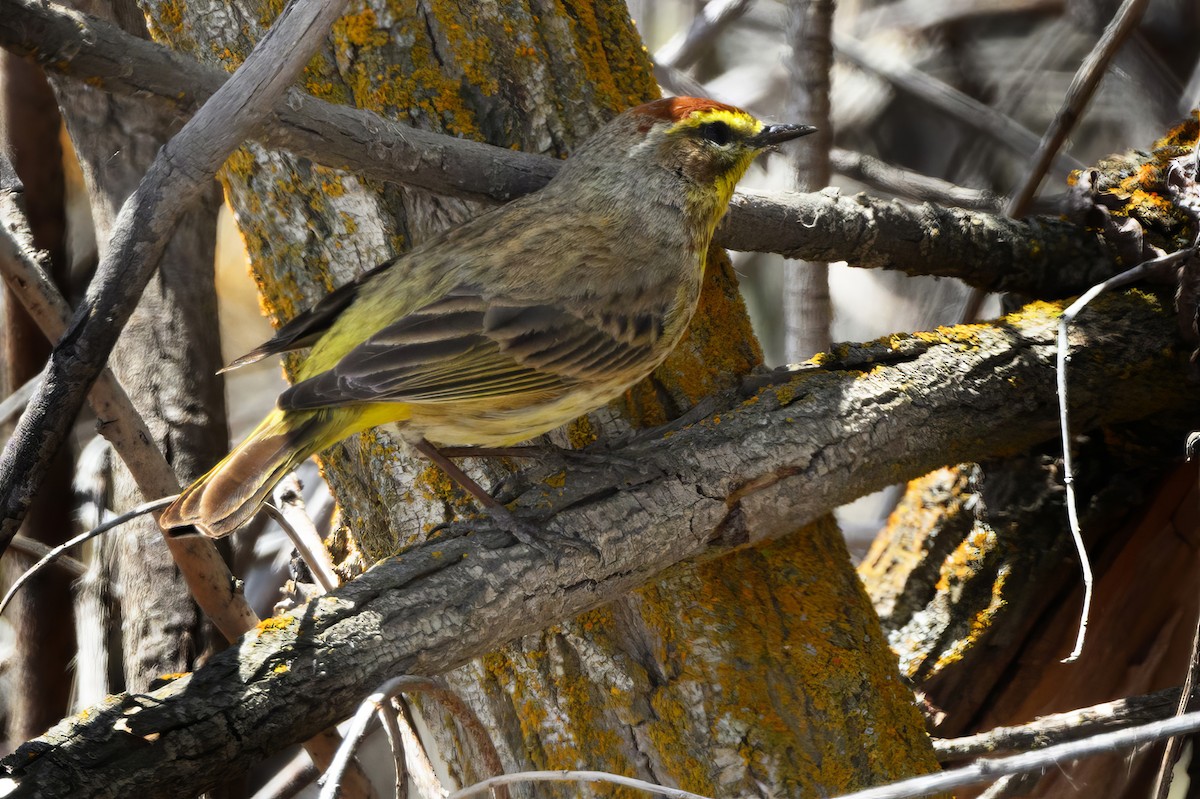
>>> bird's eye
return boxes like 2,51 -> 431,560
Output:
698,121 -> 733,146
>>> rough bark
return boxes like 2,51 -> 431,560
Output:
1,287 -> 1192,796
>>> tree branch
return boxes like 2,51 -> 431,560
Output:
0,0 -> 350,551
721,189 -> 1117,297
0,155 -> 257,640
934,686 -> 1184,760
0,0 -> 1123,297
1,290 -> 1190,797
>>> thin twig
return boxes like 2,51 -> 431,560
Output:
1006,0 -> 1150,216
393,699 -> 446,799
830,149 -> 1003,211
1150,458 -> 1200,798
265,474 -> 340,593
318,677 -> 429,799
400,678 -> 507,797
833,32 -> 1083,174
319,675 -> 509,799
0,375 -> 38,427
1056,247 -> 1193,662
448,707 -> 1200,799
975,772 -> 1041,799
835,709 -> 1200,799
315,704 -> 377,799
0,496 -> 175,617
8,534 -> 86,576
376,701 -> 410,799
653,0 -> 755,70
934,686 -> 1183,760
249,750 -> 317,799
960,0 -> 1150,323
853,0 -> 1064,34
1150,609 -> 1200,798
447,771 -> 715,799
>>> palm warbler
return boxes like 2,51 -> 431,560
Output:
160,97 -> 814,539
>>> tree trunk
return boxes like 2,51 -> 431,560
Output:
0,51 -> 75,744
139,1 -> 939,795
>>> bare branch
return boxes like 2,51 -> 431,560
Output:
266,475 -> 339,594
0,497 -> 175,618
1055,248 -> 1191,662
784,0 -> 835,360
0,155 -> 257,639
960,0 -> 1149,367
449,770 -> 714,799
8,535 -> 86,577
934,686 -> 1184,760
0,290 -> 1189,796
829,149 -> 1003,211
0,0 -> 1123,294
653,0 -> 755,71
1007,0 -> 1150,216
0,0 -> 351,552
831,709 -> 1200,799
721,189 -> 1116,296
833,32 -> 1083,176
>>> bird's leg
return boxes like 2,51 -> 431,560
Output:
412,437 -> 506,510
438,443 -> 646,474
413,438 -> 594,556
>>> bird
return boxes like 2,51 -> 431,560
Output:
159,96 -> 815,541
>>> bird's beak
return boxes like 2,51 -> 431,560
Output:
748,123 -> 817,149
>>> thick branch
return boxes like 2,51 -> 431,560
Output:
1,290 -> 1190,797
0,0 -> 1122,296
0,0 -> 349,550
722,189 -> 1118,297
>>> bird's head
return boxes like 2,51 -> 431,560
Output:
559,97 -> 815,236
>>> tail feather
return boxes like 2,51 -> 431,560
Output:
160,410 -> 328,538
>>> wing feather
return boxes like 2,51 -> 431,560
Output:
278,287 -> 665,412
221,261 -> 394,372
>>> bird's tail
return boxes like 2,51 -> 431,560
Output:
159,409 -> 335,538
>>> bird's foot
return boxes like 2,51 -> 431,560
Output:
483,503 -> 599,561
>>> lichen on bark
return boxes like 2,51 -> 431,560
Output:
138,0 -> 941,794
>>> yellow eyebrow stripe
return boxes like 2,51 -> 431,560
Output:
666,108 -> 763,137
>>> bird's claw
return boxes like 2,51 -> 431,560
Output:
484,505 -> 600,562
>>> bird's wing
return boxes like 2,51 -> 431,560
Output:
277,288 -> 663,410
221,260 -> 395,372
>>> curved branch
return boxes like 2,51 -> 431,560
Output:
1,290 -> 1190,797
0,0 -> 350,553
0,0 -> 1122,297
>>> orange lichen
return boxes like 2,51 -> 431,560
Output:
257,615 -> 293,632
334,7 -> 390,48
631,517 -> 941,793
